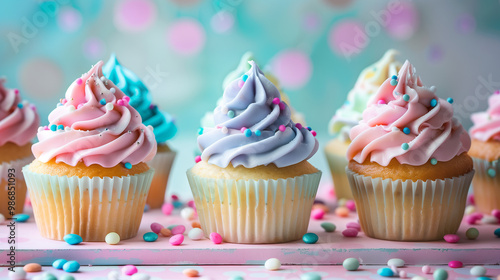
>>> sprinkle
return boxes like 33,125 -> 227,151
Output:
117,100 -> 125,106
44,126 -> 49,130
447,97 -> 454,104
14,89 -> 19,94
401,143 -> 410,150
296,123 -> 303,129
311,130 -> 317,137
394,91 -> 401,96
122,265 -> 138,276
307,126 -> 312,131
390,79 -> 398,86
65,127 -> 71,132
123,96 -> 130,102
17,103 -> 23,108
195,156 -> 201,163
430,98 -> 438,107
495,90 -> 500,95
221,126 -> 228,134
377,99 -> 386,105
403,94 -> 410,102
431,158 -> 438,165
403,127 -> 410,134
487,168 -> 496,178
124,162 -> 132,169
110,88 -> 116,94
255,129 -> 261,136
391,75 -> 397,80
76,78 -> 82,85
105,103 -> 114,111
244,128 -> 252,137
30,104 -> 36,110
227,110 -> 235,118
68,105 -> 76,111
149,104 -> 155,109
238,80 -> 245,88
221,105 -> 228,114
57,124 -> 64,130
279,125 -> 286,132
242,74 -> 248,81
61,99 -> 68,104
198,127 -> 203,135
77,103 -> 84,109
272,97 -> 280,104
279,102 -> 285,111
240,127 -> 247,133
99,98 -> 106,105
50,124 -> 57,131
100,76 -> 106,82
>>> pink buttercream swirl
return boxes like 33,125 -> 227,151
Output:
347,60 -> 471,166
0,78 -> 39,146
32,61 -> 157,168
470,91 -> 500,142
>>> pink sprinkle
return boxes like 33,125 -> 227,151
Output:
187,200 -> 196,208
492,209 -> 500,220
169,234 -> 184,246
123,96 -> 130,102
468,194 -> 475,205
346,222 -> 361,231
279,102 -> 285,111
44,126 -> 49,130
342,228 -> 358,237
240,127 -> 247,133
210,232 -> 223,244
195,155 -> 201,163
171,225 -> 186,235
377,99 -> 386,105
238,80 -> 245,88
399,270 -> 407,278
495,90 -> 500,95
14,89 -> 19,94
30,104 -> 36,110
422,265 -> 431,274
61,99 -> 67,104
472,212 -> 484,220
272,97 -> 280,104
76,78 -> 83,85
171,194 -> 179,201
310,208 -> 325,220
295,123 -> 303,130
279,125 -> 286,132
444,234 -> 460,243
311,130 -> 317,137
149,104 -> 155,109
77,103 -> 84,109
161,203 -> 174,215
121,265 -> 138,276
117,100 -> 125,106
465,215 -> 480,225
150,222 -> 164,234
345,200 -> 356,211
390,265 -> 398,274
448,260 -> 463,268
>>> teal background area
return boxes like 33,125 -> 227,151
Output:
1,0 -> 499,199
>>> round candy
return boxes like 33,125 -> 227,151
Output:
52,259 -> 67,269
300,272 -> 322,280
108,270 -> 120,280
171,225 -> 186,235
311,208 -> 325,220
170,234 -> 184,245
422,265 -> 431,274
210,232 -> 223,244
60,275 -> 76,280
41,272 -> 57,280
377,267 -> 394,277
342,228 -> 358,237
492,209 -> 500,220
183,269 -> 199,277
150,222 -> 164,234
64,233 -> 83,245
302,233 -> 319,244
264,258 -> 281,270
410,277 -> 427,280
448,260 -> 463,268
173,201 -> 184,208
13,214 -> 29,222
161,203 -> 174,215
192,221 -> 201,229
335,206 -> 349,217
399,270 -> 407,278
122,265 -> 138,276
131,273 -> 151,280
443,234 -> 459,243
342,258 -> 359,271
188,228 -> 205,240
160,228 -> 172,237
481,216 -> 498,224
181,207 -> 196,220
23,263 -> 42,272
470,266 -> 487,276
387,258 -> 405,267
466,228 -> 479,240
433,268 -> 448,280
229,277 -> 245,280
346,222 -> 361,231
63,260 -> 80,273
345,200 -> 356,211
494,228 -> 500,237
465,205 -> 476,215
105,232 -> 120,245
8,270 -> 26,280
312,204 -> 329,213
143,232 -> 158,242
320,222 -> 336,232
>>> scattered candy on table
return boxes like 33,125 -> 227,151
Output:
448,260 -> 463,268
181,207 -> 196,220
345,200 -> 356,211
300,272 -> 322,280
377,267 -> 394,277
433,268 -> 448,280
160,228 -> 172,237
494,228 -> 500,237
12,213 -> 29,222
302,233 -> 319,244
210,232 -> 223,244
470,265 -> 487,276
131,273 -> 151,280
170,234 -> 184,245
52,259 -> 67,269
23,263 -> 42,272
150,222 -> 164,234
188,228 -> 205,240
161,203 -> 174,215
192,221 -> 201,228
342,258 -> 360,271
62,260 -> 80,273
105,232 -> 120,245
8,269 -> 26,280
466,227 -> 479,240
422,265 -> 431,274
183,269 -> 200,277
443,234 -> 459,243
264,258 -> 281,271
387,258 -> 405,267
335,206 -> 349,217
59,274 -> 76,280
63,233 -> 83,245
122,265 -> 138,276
346,222 -> 361,231
143,232 -> 158,242
171,225 -> 186,235
342,228 -> 358,237
108,270 -> 120,280
321,222 -> 336,232
311,208 -> 325,220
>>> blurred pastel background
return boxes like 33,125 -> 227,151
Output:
1,0 -> 499,199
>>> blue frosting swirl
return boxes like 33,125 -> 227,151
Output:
198,61 -> 318,168
103,54 -> 177,143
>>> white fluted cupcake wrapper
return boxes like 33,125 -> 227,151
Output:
472,157 -> 499,213
346,168 -> 474,241
146,150 -> 176,208
22,166 -> 154,241
0,156 -> 33,218
187,170 -> 322,244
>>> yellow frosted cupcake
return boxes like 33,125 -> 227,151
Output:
23,62 -> 156,241
187,61 -> 321,244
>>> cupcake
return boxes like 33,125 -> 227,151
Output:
23,62 -> 156,241
0,78 -> 39,218
326,50 -> 401,200
187,61 -> 321,244
103,54 -> 177,209
469,90 -> 500,213
346,60 -> 474,241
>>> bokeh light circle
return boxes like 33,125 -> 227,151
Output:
270,50 -> 312,89
304,13 -> 320,31
457,13 -> 476,34
427,45 -> 444,62
19,58 -> 64,99
323,0 -> 352,8
83,38 -> 105,60
167,19 -> 206,55
169,0 -> 200,7
385,1 -> 419,40
211,11 -> 235,33
114,0 -> 156,32
329,19 -> 366,57
57,7 -> 82,32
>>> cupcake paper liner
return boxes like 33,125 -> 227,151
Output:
324,150 -> 353,200
0,156 -> 33,218
146,150 -> 176,209
472,157 -> 499,214
346,168 -> 474,241
187,170 -> 322,244
23,166 -> 154,241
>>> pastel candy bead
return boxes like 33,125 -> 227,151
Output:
52,259 -> 67,269
377,267 -> 394,277
23,263 -> 42,272
481,216 -> 498,224
466,228 -> 479,240
335,206 -> 349,217
345,200 -> 356,211
150,222 -> 164,234
494,228 -> 500,237
64,233 -> 83,245
470,266 -> 487,276
8,270 -> 26,280
131,273 -> 151,280
342,258 -> 359,271
264,258 -> 281,270
229,277 -> 244,280
171,225 -> 186,235
143,232 -> 158,242
63,260 -> 80,273
422,265 -> 431,274
170,234 -> 184,245
60,275 -> 76,280
433,268 -> 448,280
311,208 -> 325,220
465,205 -> 476,215
492,209 -> 500,220
105,232 -> 120,245
300,272 -> 322,280
122,265 -> 138,276
161,203 -> 174,215
40,273 -> 57,280
108,270 -> 120,280
399,271 -> 407,278
387,258 -> 405,267
181,207 -> 196,220
346,222 -> 361,231
192,221 -> 201,228
13,214 -> 29,222
188,228 -> 205,240
320,222 -> 336,232
210,232 -> 223,244
443,234 -> 459,243
160,228 -> 172,237
411,277 -> 426,280
302,233 -> 319,244
183,269 -> 199,277
448,260 -> 463,268
342,228 -> 358,237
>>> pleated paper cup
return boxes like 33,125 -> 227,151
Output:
187,170 -> 322,244
324,150 -> 352,200
346,168 -> 474,241
472,157 -> 499,214
22,166 -> 154,241
146,150 -> 176,209
0,156 -> 33,218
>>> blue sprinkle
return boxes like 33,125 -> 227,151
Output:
403,94 -> 410,102
17,103 -> 23,108
50,124 -> 57,131
377,267 -> 394,277
477,277 -> 492,280
173,201 -> 183,209
57,103 -> 63,107
430,98 -> 438,107
447,97 -> 454,104
242,74 -> 248,82
403,127 -> 410,135
57,124 -> 64,130
487,168 -> 496,178
13,214 -> 29,222
401,143 -> 410,150
100,98 -> 106,105
124,162 -> 132,169
197,127 -> 203,135
391,75 -> 397,80
494,228 -> 500,237
431,158 -> 438,165
227,110 -> 235,118
255,129 -> 261,136
307,127 -> 312,131
390,79 -> 398,86
244,128 -> 252,137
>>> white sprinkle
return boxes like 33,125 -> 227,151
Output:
221,105 -> 229,114
65,127 -> 71,132
100,76 -> 106,81
37,127 -> 44,132
106,103 -> 114,111
110,88 -> 116,94
221,126 -> 228,134
68,105 -> 76,111
391,127 -> 400,132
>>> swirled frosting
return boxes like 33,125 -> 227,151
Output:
347,60 -> 470,166
103,54 -> 177,143
470,91 -> 500,142
198,61 -> 318,168
0,78 -> 39,146
329,50 -> 402,141
32,62 -> 157,168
